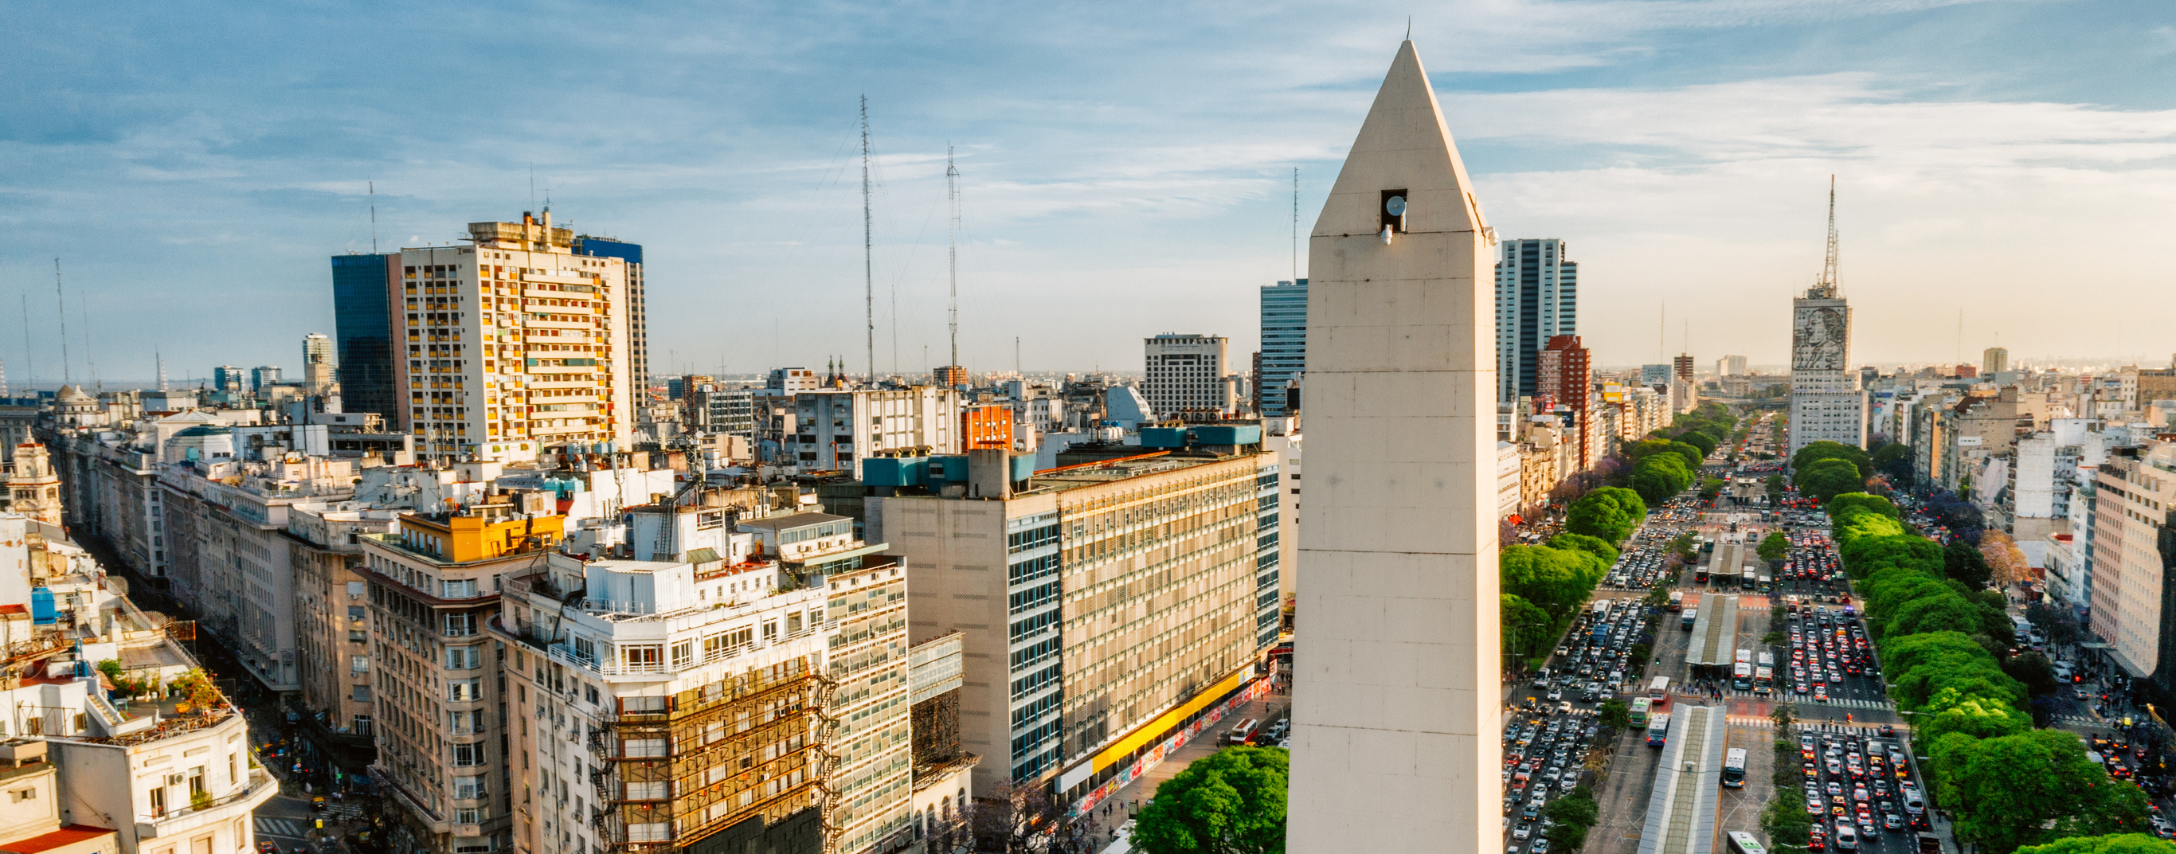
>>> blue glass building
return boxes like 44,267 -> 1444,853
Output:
330,253 -> 399,425
1258,279 -> 1307,417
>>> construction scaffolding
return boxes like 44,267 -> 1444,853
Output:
590,656 -> 833,853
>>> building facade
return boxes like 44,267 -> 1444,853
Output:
1257,280 -> 1307,417
331,253 -> 403,429
1141,335 -> 1232,419
1788,283 -> 1867,453
397,213 -> 636,463
573,236 -> 649,398
1494,239 -> 1576,405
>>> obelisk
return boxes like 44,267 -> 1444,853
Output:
1288,39 -> 1501,852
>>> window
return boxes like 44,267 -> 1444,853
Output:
573,637 -> 596,662
350,655 -> 371,675
670,640 -> 693,669
623,645 -> 662,670
442,579 -> 477,598
445,613 -> 476,636
445,646 -> 481,670
585,685 -> 599,705
451,709 -> 486,734
9,787 -> 35,802
451,742 -> 487,767
622,738 -> 667,758
624,781 -> 666,800
351,685 -> 371,703
628,824 -> 670,843
455,775 -> 488,799
348,630 -> 367,643
455,807 -> 482,824
449,678 -> 483,702
347,605 -> 366,621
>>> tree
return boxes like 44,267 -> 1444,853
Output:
1543,788 -> 1601,853
1628,643 -> 1653,669
1934,729 -> 2152,854
1981,531 -> 2031,589
1131,746 -> 1287,854
973,780 -> 1100,854
1549,533 -> 1621,567
1566,488 -> 1646,544
1765,474 -> 1786,505
1792,440 -> 1872,480
2015,835 -> 2176,854
1676,430 -> 1717,459
1502,594 -> 1555,664
1631,454 -> 1692,506
1699,478 -> 1725,502
1763,787 -> 1815,853
1597,699 -> 1630,731
1796,458 -> 1865,504
2004,653 -> 2062,698
2027,603 -> 2082,648
1758,532 -> 1790,562
1945,541 -> 1994,589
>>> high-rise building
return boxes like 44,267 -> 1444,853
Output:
1258,279 -> 1308,417
332,253 -> 402,427
360,502 -> 566,854
574,235 -> 650,396
1674,354 -> 1694,382
1142,333 -> 1231,419
303,332 -> 337,394
395,212 -> 636,462
213,364 -> 245,394
933,365 -> 968,387
1716,355 -> 1748,377
1984,346 -> 2010,376
250,365 -> 282,392
1640,364 -> 1672,387
1290,39 -> 1500,854
1790,181 -> 1867,454
872,446 -> 1280,797
1537,335 -> 1594,471
1494,238 -> 1577,404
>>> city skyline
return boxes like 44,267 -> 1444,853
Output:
8,1 -> 2176,381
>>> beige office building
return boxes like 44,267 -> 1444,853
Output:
396,212 -> 634,462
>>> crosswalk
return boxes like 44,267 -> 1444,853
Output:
2052,714 -> 2102,728
256,818 -> 310,838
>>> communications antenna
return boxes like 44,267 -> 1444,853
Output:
18,296 -> 31,392
54,259 -> 70,386
157,349 -> 168,392
948,145 -> 961,376
82,296 -> 97,390
1815,175 -> 1839,297
861,96 -> 876,384
1292,167 -> 1300,282
369,180 -> 379,253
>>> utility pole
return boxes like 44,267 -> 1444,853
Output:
948,145 -> 960,375
861,96 -> 876,385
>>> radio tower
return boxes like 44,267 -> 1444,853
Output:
1814,175 -> 1839,297
860,96 -> 875,384
947,145 -> 960,377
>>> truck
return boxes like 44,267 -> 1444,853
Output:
1916,833 -> 1943,854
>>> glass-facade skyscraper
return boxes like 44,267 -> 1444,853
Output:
1494,239 -> 1577,405
329,253 -> 399,427
1258,279 -> 1307,417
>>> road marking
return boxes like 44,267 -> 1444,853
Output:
256,818 -> 308,837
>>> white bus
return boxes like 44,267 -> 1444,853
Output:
1727,831 -> 1769,854
1647,676 -> 1671,700
1733,662 -> 1754,690
1722,747 -> 1748,787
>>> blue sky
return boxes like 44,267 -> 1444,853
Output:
6,0 -> 2176,387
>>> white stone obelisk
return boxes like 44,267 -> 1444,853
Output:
1288,39 -> 1501,852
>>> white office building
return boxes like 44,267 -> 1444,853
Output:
1142,334 -> 1232,419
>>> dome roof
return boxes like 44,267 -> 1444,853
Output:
56,385 -> 94,403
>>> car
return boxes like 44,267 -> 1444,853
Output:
1532,837 -> 1552,854
1826,782 -> 1842,796
1515,823 -> 1534,840
1883,814 -> 1905,831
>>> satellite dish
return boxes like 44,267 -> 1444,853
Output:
1385,195 -> 1407,216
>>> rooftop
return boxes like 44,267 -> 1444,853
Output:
736,511 -> 849,531
0,824 -> 116,854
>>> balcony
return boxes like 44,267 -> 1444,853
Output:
135,768 -> 278,840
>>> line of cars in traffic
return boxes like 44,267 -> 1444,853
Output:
1798,730 -> 1928,850
1502,705 -> 1602,853
1787,604 -> 1878,703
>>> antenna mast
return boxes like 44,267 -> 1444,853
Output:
860,96 -> 875,384
1292,167 -> 1299,282
82,295 -> 97,390
19,295 -> 32,393
54,259 -> 70,386
1817,175 -> 1839,296
369,180 -> 379,253
947,145 -> 961,375
157,349 -> 168,392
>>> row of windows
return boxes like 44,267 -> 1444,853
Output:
1007,581 -> 1060,616
1011,718 -> 1061,761
1006,524 -> 1060,554
1009,609 -> 1059,644
1010,637 -> 1060,672
1011,692 -> 1060,730
1010,663 -> 1061,702
1007,553 -> 1059,587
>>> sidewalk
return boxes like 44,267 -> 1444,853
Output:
1082,687 -> 1291,851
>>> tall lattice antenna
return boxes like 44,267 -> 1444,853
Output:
157,349 -> 168,392
947,144 -> 961,375
369,180 -> 379,253
1816,175 -> 1839,297
19,295 -> 32,393
1292,167 -> 1299,282
861,95 -> 876,384
54,258 -> 70,386
82,295 -> 97,390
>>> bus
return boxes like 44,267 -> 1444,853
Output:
1648,676 -> 1671,701
1682,609 -> 1699,630
1733,662 -> 1754,690
1668,591 -> 1684,612
1722,747 -> 1748,787
1754,666 -> 1774,694
1757,651 -> 1776,670
1727,831 -> 1770,854
1695,565 -> 1710,583
1741,568 -> 1758,590
1734,649 -> 1752,667
1629,697 -> 1653,726
1646,713 -> 1671,747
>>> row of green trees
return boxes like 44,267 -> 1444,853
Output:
1829,494 -> 2151,854
1503,532 -> 1621,668
1795,440 -> 1872,503
1624,438 -> 1701,505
